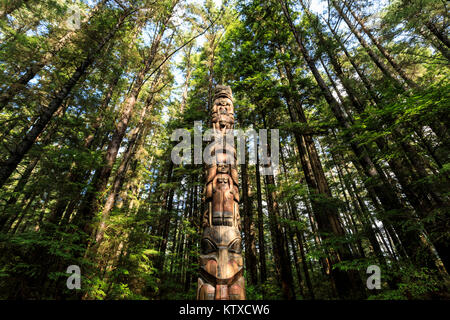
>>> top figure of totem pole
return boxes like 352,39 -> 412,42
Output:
197,85 -> 245,300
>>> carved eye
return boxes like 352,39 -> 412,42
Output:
201,238 -> 217,254
228,239 -> 242,254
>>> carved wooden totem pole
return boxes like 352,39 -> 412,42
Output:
197,85 -> 245,300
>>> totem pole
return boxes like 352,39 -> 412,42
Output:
197,85 -> 245,300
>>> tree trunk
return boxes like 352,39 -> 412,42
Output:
241,160 -> 258,286
156,161 -> 175,271
280,144 -> 315,299
300,1 -> 364,112
424,20 -> 450,49
276,55 -> 366,298
255,149 -> 267,286
341,0 -> 417,88
0,0 -> 108,110
93,82 -> 158,249
0,10 -> 128,188
260,118 -> 296,300
324,18 -> 381,104
330,0 -> 406,91
47,72 -> 120,227
280,0 -> 441,275
77,20 -> 167,243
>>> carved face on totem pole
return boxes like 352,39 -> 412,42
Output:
212,90 -> 234,135
198,85 -> 245,300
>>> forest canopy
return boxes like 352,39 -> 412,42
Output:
0,0 -> 449,300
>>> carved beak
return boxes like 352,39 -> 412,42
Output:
216,246 -> 240,281
216,247 -> 230,279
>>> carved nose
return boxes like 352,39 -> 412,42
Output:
216,247 -> 234,280
217,247 -> 228,279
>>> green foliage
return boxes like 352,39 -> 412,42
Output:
368,265 -> 450,300
0,0 -> 449,301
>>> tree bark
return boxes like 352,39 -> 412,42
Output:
260,117 -> 296,300
241,160 -> 258,286
255,149 -> 267,286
